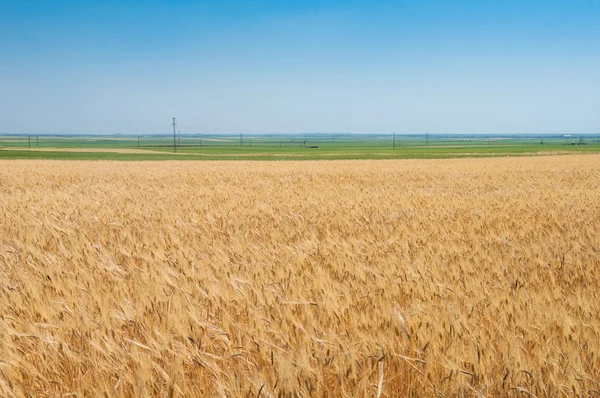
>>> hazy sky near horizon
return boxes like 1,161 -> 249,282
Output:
1,0 -> 599,135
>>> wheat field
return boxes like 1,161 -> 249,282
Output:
0,155 -> 599,397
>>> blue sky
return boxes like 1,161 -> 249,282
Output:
1,0 -> 599,134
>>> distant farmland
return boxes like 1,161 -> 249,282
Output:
1,155 -> 599,396
1,133 -> 599,160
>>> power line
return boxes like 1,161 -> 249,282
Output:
172,117 -> 177,153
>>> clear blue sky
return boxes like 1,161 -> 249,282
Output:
1,0 -> 599,134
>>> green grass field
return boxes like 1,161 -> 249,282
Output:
1,134 -> 599,160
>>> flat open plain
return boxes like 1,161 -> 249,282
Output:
1,155 -> 599,396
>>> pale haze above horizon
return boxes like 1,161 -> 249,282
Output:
1,0 -> 599,135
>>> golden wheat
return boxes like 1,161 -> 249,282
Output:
0,155 -> 599,397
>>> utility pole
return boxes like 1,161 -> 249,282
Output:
425,133 -> 429,145
393,132 -> 396,150
240,133 -> 243,146
137,136 -> 140,147
28,136 -> 31,148
36,135 -> 39,146
172,117 -> 177,153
